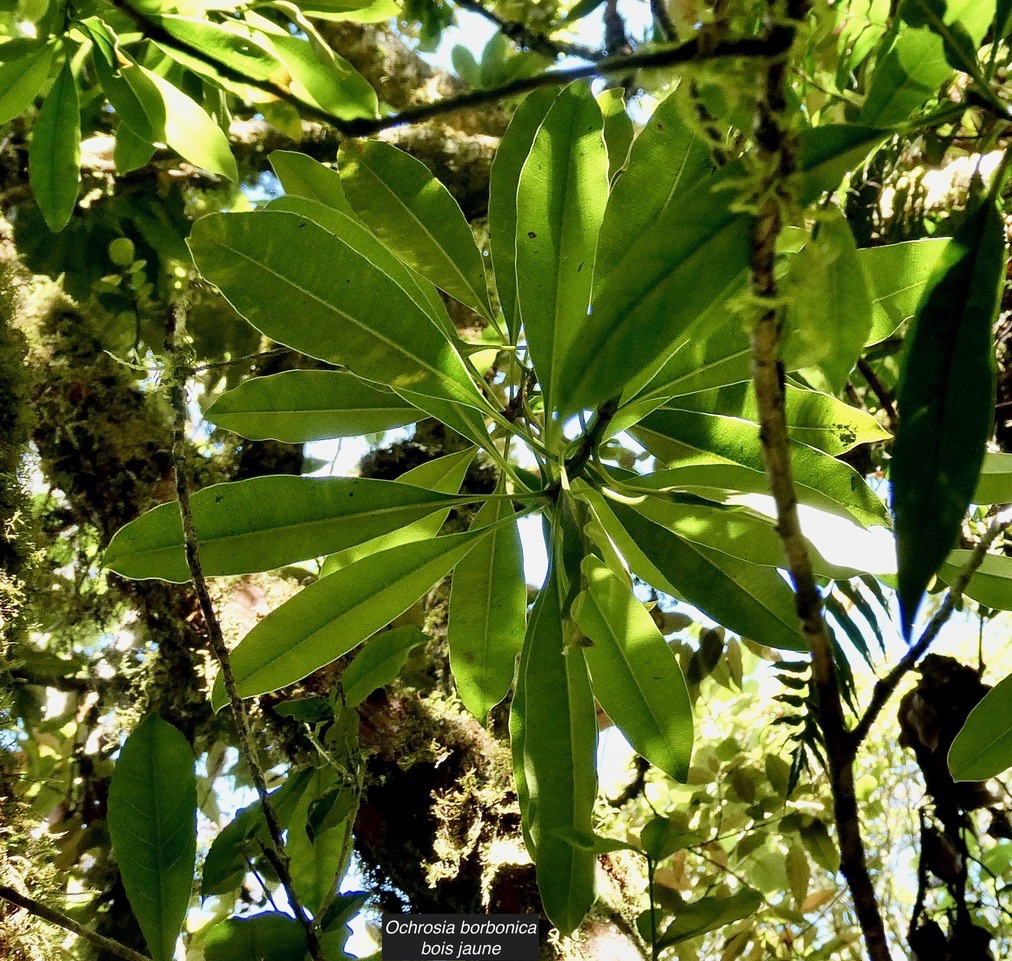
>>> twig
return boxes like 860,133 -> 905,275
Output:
851,512 -> 1011,749
166,303 -> 324,961
746,4 -> 892,960
109,0 -> 792,138
564,396 -> 620,478
856,357 -> 898,432
452,0 -> 605,61
649,0 -> 677,42
0,883 -> 152,961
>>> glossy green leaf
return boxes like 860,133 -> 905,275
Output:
0,42 -> 54,125
266,15 -> 378,121
339,140 -> 492,318
284,0 -> 399,21
892,198 -> 1005,637
573,556 -> 693,780
595,87 -> 711,281
321,448 -> 475,574
81,19 -> 157,142
447,495 -> 527,719
189,211 -> 490,419
665,383 -> 889,455
108,715 -> 196,961
269,150 -> 353,214
860,238 -> 949,344
948,670 -> 1012,781
263,195 -> 454,341
114,122 -> 155,174
972,452 -> 1012,505
151,14 -> 285,82
212,527 -> 493,706
204,913 -> 306,961
782,211 -> 873,392
516,82 -> 608,431
639,817 -> 697,861
939,551 -> 1012,610
201,769 -> 312,899
633,408 -> 889,528
488,87 -> 562,340
657,889 -> 763,948
140,63 -> 238,180
286,766 -> 352,912
592,497 -> 807,652
510,574 -> 597,935
553,827 -> 640,855
29,60 -> 80,233
860,27 -> 950,126
205,370 -> 419,442
561,125 -> 886,417
104,475 -> 469,582
596,87 -> 633,180
342,625 -> 428,706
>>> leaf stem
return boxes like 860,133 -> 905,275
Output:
746,4 -> 892,960
166,301 -> 325,961
0,883 -> 152,961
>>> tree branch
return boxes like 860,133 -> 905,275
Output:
746,5 -> 892,961
856,357 -> 898,432
110,0 -> 791,137
451,0 -> 606,61
166,303 -> 324,961
0,883 -> 152,961
850,512 -> 1011,750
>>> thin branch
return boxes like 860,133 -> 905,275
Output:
451,0 -> 606,61
856,357 -> 898,432
108,0 -> 791,138
0,883 -> 152,961
851,512 -> 1011,749
746,4 -> 892,960
166,303 -> 324,961
649,0 -> 677,43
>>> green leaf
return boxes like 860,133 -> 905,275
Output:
860,27 -> 950,126
939,551 -> 1012,610
269,150 -> 353,214
561,125 -> 885,417
488,87 -> 563,340
639,817 -> 697,861
321,448 -> 475,574
516,82 -> 608,431
139,62 -> 238,180
860,238 -> 950,344
948,670 -> 1012,781
553,827 -> 640,855
283,0 -> 399,21
338,140 -> 492,319
212,527 -> 494,706
0,42 -> 54,125
202,770 -> 312,899
632,408 -> 889,528
510,573 -> 597,935
342,625 -> 428,706
81,19 -> 157,142
447,495 -> 527,719
29,59 -> 80,233
589,496 -> 807,652
782,212 -> 873,392
104,475 -> 469,582
596,87 -> 633,180
108,715 -> 196,961
664,383 -> 889,455
205,370 -> 419,442
892,198 -> 1005,637
204,913 -> 307,961
188,211 -> 490,420
595,87 -> 712,282
286,766 -> 352,912
972,452 -> 1012,505
266,15 -> 378,121
114,122 -> 155,174
151,14 -> 285,82
656,889 -> 763,948
573,556 -> 693,781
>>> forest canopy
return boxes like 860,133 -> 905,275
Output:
4,1 -> 1012,960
